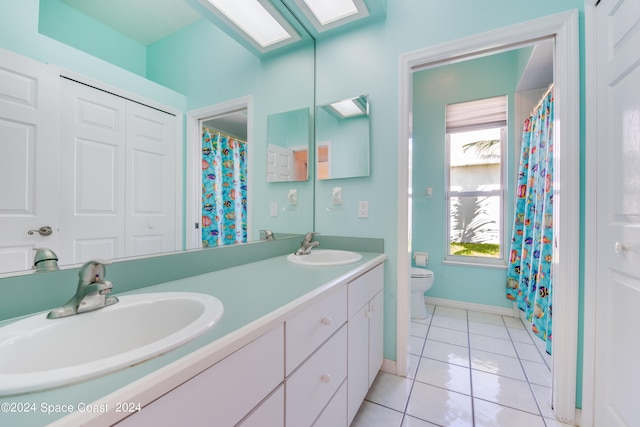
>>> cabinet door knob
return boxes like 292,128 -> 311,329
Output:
321,316 -> 332,326
614,241 -> 629,254
321,374 -> 331,383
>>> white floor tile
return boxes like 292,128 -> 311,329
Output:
513,341 -> 545,363
427,325 -> 469,347
469,334 -> 517,357
472,370 -> 540,414
422,340 -> 470,367
469,321 -> 510,340
410,321 -> 429,338
521,360 -> 551,387
431,315 -> 468,332
410,335 -> 426,356
401,415 -> 440,427
415,358 -> 471,395
470,349 -> 527,381
508,327 -> 534,343
468,311 -> 505,326
544,417 -> 577,426
406,382 -> 473,427
503,316 -> 526,329
351,401 -> 404,427
474,398 -> 546,427
530,383 -> 554,419
407,354 -> 421,379
434,306 -> 468,319
366,372 -> 413,412
371,305 -> 559,426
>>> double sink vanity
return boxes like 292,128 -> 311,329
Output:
0,244 -> 386,426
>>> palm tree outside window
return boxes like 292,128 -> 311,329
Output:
445,96 -> 507,264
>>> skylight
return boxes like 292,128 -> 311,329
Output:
206,0 -> 291,47
303,0 -> 358,25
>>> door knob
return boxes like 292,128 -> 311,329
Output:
614,241 -> 629,254
27,226 -> 53,236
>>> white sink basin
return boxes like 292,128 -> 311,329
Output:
287,249 -> 363,266
0,292 -> 223,396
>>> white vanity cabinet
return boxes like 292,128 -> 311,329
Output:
285,285 -> 348,427
116,325 -> 285,427
347,264 -> 385,424
111,260 -> 385,427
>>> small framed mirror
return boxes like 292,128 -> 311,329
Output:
266,107 -> 311,182
316,95 -> 370,180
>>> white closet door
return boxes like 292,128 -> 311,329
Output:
266,143 -> 294,182
594,0 -> 640,426
0,48 -> 59,273
125,102 -> 176,257
59,79 -> 127,265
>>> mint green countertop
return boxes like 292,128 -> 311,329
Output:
0,251 -> 386,427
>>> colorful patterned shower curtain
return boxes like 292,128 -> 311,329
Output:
506,86 -> 554,354
201,129 -> 247,247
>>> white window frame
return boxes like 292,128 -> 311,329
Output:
444,125 -> 507,267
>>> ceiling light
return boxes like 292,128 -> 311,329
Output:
206,0 -> 291,47
328,96 -> 368,118
303,0 -> 358,25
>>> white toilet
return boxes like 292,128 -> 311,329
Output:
411,267 -> 434,319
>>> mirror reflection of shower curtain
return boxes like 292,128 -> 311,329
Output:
201,129 -> 247,247
506,86 -> 554,354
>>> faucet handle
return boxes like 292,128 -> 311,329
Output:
78,259 -> 111,283
303,231 -> 318,242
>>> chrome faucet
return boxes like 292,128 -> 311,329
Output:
47,260 -> 119,319
295,232 -> 320,255
260,229 -> 275,241
32,247 -> 59,272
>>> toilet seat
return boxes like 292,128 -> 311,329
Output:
411,267 -> 433,278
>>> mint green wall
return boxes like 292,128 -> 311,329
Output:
412,51 -> 517,308
0,0 -> 186,110
314,0 -> 585,407
38,0 -> 147,77
268,108 -> 310,149
145,19 -> 316,238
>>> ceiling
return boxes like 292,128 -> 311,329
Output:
60,0 -> 202,45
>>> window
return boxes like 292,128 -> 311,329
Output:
445,96 -> 506,264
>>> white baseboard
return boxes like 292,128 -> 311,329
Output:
425,296 -> 517,317
381,359 -> 396,375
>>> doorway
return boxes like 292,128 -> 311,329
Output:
397,10 -> 580,423
186,97 -> 252,250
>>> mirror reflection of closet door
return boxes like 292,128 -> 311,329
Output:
0,48 -> 59,273
59,79 -> 177,265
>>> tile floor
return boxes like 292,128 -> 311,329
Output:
350,304 -> 574,427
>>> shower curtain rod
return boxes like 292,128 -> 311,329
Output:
202,127 -> 246,143
530,83 -> 554,117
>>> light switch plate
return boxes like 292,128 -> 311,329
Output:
270,202 -> 278,217
358,201 -> 369,218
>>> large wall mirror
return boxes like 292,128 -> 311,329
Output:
316,95 -> 370,180
266,107 -> 311,182
0,0 -> 315,275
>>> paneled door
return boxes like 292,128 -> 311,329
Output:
125,100 -> 177,257
594,0 -> 640,426
266,143 -> 293,182
59,78 -> 127,265
59,79 -> 177,265
0,48 -> 59,273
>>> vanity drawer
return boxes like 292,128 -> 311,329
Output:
286,324 -> 347,427
313,379 -> 347,427
238,384 -> 284,427
117,324 -> 284,427
286,284 -> 347,375
348,264 -> 384,318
